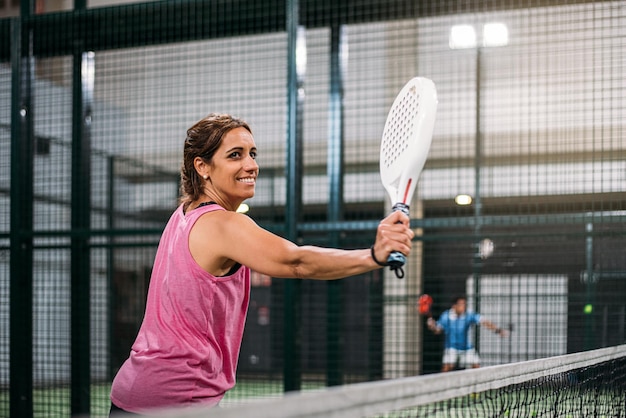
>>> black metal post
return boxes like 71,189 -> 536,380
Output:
584,222 -> 595,349
107,156 -> 116,380
284,0 -> 303,393
473,47 -> 483,351
326,24 -> 346,387
10,16 -> 34,418
70,50 -> 94,415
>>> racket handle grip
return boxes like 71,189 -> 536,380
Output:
391,202 -> 410,216
387,203 -> 410,278
386,252 -> 406,267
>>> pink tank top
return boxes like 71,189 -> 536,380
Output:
110,204 -> 251,413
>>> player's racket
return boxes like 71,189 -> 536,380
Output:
380,77 -> 438,278
417,294 -> 434,318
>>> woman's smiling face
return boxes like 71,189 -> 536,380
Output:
205,127 -> 258,209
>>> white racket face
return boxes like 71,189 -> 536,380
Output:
380,77 -> 438,206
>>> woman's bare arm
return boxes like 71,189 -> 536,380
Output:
189,209 -> 413,279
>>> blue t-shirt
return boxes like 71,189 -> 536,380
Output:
437,309 -> 481,350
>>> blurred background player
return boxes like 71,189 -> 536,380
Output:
427,295 -> 507,372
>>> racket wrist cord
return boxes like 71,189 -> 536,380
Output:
370,245 -> 389,267
370,245 -> 405,279
390,265 -> 405,279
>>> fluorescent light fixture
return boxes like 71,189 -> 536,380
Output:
479,238 -> 495,259
296,26 -> 307,78
81,51 -> 95,90
450,23 -> 509,49
340,28 -> 349,78
455,194 -> 473,205
449,24 -> 477,49
483,23 -> 509,47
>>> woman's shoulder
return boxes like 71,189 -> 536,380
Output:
193,205 -> 257,232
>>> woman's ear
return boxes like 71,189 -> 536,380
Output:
193,156 -> 209,180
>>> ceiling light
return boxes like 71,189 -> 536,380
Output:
483,23 -> 509,48
455,194 -> 473,205
449,25 -> 477,49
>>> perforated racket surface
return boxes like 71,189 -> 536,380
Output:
380,77 -> 438,278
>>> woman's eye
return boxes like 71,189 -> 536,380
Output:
230,151 -> 241,158
250,151 -> 257,159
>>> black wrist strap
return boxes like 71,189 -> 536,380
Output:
370,245 -> 389,267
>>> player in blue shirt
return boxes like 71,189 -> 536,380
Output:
427,296 -> 507,372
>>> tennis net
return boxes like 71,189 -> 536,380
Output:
145,344 -> 626,418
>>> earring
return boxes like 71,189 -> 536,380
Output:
203,175 -> 208,180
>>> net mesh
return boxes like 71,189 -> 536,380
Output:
147,345 -> 626,418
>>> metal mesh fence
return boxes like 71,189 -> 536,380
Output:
0,1 -> 625,417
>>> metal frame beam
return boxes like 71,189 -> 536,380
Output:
0,0 -> 609,61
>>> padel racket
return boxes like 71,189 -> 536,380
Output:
417,294 -> 434,318
380,77 -> 438,278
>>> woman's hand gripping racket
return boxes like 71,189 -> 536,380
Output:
380,77 -> 438,278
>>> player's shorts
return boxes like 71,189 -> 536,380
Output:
442,348 -> 480,368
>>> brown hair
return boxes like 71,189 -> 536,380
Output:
179,113 -> 252,206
